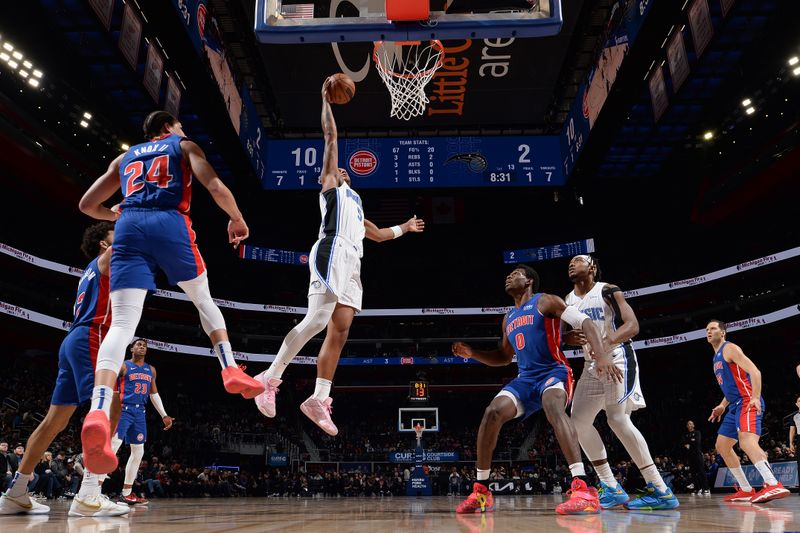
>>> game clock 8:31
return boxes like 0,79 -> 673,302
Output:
484,171 -> 515,183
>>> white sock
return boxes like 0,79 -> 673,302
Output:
313,378 -> 332,401
477,468 -> 490,481
730,466 -> 753,491
569,462 -> 586,478
6,471 -> 32,497
640,464 -> 668,492
594,462 -> 618,488
90,385 -> 114,417
78,471 -> 101,498
214,341 -> 236,369
122,487 -> 132,497
754,460 -> 778,485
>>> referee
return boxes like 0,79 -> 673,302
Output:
788,396 -> 800,488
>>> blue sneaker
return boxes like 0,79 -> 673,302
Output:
597,481 -> 629,509
624,483 -> 680,510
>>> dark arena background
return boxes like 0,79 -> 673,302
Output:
1,0 -> 800,531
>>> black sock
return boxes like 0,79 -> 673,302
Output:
475,479 -> 490,491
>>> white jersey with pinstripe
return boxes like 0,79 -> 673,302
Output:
308,181 -> 366,311
566,282 -> 645,410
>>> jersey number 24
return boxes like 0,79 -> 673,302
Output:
124,155 -> 174,196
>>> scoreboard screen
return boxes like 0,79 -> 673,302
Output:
263,135 -> 565,190
409,380 -> 429,403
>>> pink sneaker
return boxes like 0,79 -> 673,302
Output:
81,410 -> 118,474
254,372 -> 282,418
300,397 -> 338,436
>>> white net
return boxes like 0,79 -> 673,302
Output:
373,41 -> 444,121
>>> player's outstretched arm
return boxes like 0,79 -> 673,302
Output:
182,140 -> 249,248
364,216 -> 425,242
79,154 -> 124,221
724,343 -> 763,413
602,284 -> 639,344
451,317 -> 514,367
320,78 -> 339,192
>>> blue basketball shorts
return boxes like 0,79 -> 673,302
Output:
51,325 -> 102,406
116,404 -> 148,444
111,208 -> 206,291
501,365 -> 574,420
718,398 -> 765,439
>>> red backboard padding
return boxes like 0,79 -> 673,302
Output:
386,0 -> 430,21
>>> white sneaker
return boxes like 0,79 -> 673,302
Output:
68,494 -> 130,517
0,492 -> 50,514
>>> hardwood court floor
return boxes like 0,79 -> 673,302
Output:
6,494 -> 800,532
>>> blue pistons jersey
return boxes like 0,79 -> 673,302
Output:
71,257 -> 111,332
505,294 -> 571,379
119,360 -> 154,405
119,133 -> 192,214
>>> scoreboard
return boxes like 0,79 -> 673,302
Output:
263,136 -> 565,190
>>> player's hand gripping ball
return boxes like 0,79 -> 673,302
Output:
325,73 -> 355,105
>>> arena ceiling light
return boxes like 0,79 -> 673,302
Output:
789,56 -> 799,66
0,38 -> 43,89
83,112 -> 92,120
120,143 -> 130,151
702,131 -> 714,140
741,98 -> 752,107
793,66 -> 800,77
745,106 -> 755,115
79,120 -> 89,128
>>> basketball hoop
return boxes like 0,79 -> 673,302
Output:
373,40 -> 444,120
414,423 -> 424,445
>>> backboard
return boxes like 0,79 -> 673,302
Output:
255,0 -> 563,43
398,407 -> 439,433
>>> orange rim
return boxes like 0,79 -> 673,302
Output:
373,40 -> 445,80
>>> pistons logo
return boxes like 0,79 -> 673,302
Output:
136,433 -> 144,442
299,254 -> 309,264
545,377 -> 556,387
348,150 -> 378,176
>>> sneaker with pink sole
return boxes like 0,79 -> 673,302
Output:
300,397 -> 338,436
253,372 -> 282,418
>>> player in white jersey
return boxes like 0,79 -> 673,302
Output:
565,255 -> 678,510
253,77 -> 424,435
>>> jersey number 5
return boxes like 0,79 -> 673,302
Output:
124,155 -> 174,196
515,333 -> 526,350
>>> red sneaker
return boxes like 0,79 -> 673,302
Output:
81,410 -> 118,474
724,484 -> 757,502
556,479 -> 600,515
221,366 -> 265,399
456,483 -> 494,514
119,493 -> 149,505
751,482 -> 790,504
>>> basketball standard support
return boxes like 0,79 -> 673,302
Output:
254,0 -> 563,44
407,424 -> 432,496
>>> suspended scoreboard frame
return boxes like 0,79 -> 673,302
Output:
254,1 -> 563,44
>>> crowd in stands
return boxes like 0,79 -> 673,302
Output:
3,348 -> 799,501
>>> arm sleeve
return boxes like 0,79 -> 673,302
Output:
149,393 -> 168,418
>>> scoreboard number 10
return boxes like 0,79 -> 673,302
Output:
291,147 -> 318,167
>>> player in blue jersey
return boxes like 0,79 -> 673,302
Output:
78,111 -> 263,474
0,223 -> 129,517
110,339 -> 173,505
453,265 -> 621,515
706,319 -> 789,503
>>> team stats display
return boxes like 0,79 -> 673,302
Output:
263,136 -> 565,190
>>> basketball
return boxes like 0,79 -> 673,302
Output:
326,73 -> 355,105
